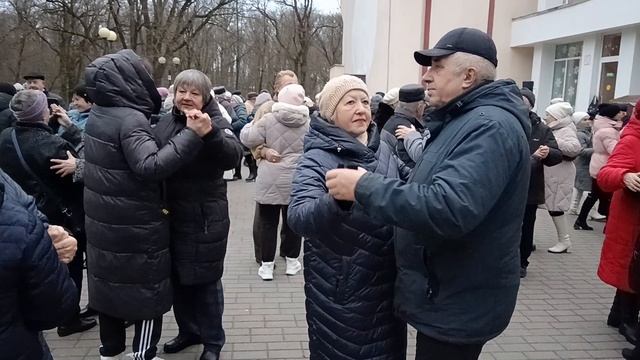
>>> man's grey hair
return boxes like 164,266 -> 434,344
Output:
173,69 -> 212,104
449,52 -> 497,83
395,101 -> 423,117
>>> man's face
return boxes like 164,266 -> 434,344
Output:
422,56 -> 466,109
26,79 -> 45,91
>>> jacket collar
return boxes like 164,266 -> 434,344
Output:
15,120 -> 54,133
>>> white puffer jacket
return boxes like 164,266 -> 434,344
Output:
240,102 -> 310,204
544,115 -> 582,212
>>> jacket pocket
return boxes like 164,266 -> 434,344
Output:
334,256 -> 352,305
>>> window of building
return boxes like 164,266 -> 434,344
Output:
599,33 -> 621,103
552,42 -> 582,106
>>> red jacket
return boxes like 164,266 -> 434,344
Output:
597,109 -> 640,292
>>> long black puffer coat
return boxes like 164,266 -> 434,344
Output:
0,169 -> 78,360
83,49 -> 204,320
288,114 -> 408,360
154,100 -> 242,285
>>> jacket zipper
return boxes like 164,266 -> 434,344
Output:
200,204 -> 208,234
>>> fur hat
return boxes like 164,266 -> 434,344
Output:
545,102 -> 573,121
598,103 -> 624,119
277,84 -> 305,106
318,75 -> 369,120
255,92 -> 272,108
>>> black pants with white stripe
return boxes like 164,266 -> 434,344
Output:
98,313 -> 163,359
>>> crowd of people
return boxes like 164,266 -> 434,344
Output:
1,26 -> 640,360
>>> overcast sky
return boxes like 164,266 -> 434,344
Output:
313,0 -> 340,13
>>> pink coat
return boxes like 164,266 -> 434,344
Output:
590,115 -> 622,178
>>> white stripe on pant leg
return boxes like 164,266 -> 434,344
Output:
137,320 -> 150,360
144,319 -> 153,359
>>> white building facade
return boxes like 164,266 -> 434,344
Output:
512,0 -> 640,112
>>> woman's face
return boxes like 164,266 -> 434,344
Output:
331,90 -> 371,137
175,85 -> 204,112
71,95 -> 92,112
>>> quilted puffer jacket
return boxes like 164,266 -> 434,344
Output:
590,115 -> 622,178
288,114 -> 408,360
544,116 -> 582,212
83,49 -> 203,320
240,102 -> 309,205
0,169 -> 77,360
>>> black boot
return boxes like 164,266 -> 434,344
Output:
621,323 -> 638,345
245,155 -> 257,182
164,334 -> 201,354
200,348 -> 221,360
57,317 -> 97,337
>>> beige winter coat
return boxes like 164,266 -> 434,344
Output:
240,102 -> 309,205
544,116 -> 582,212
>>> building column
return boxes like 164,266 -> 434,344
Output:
531,43 -> 555,114
575,36 -> 598,112
617,28 -> 640,98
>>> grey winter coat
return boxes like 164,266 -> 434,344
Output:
574,126 -> 593,191
544,116 -> 582,212
83,49 -> 203,320
355,80 -> 531,344
240,102 -> 309,205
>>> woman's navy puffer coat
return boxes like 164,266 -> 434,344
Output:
288,114 -> 408,360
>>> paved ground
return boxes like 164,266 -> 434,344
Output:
46,169 -> 628,359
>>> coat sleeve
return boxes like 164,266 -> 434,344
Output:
231,102 -> 249,133
200,102 -> 243,170
600,128 -> 620,155
403,130 -> 425,163
542,127 -> 563,167
239,119 -> 266,149
3,174 -> 78,330
556,128 -> 582,158
597,135 -> 638,192
119,114 -> 203,181
288,151 -> 346,237
59,125 -> 83,147
355,119 -> 523,242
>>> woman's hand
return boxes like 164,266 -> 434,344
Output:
50,151 -> 77,177
185,109 -> 213,137
262,148 -> 282,163
50,104 -> 72,128
47,225 -> 77,264
395,125 -> 416,140
623,172 -> 640,192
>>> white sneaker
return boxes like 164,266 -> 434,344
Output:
258,261 -> 274,280
285,257 -> 302,276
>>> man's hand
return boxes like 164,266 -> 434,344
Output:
262,148 -> 282,163
624,172 -> 640,192
533,145 -> 549,159
185,109 -> 213,137
48,225 -> 77,264
325,168 -> 367,201
50,104 -> 72,128
395,125 -> 416,140
50,151 -> 77,177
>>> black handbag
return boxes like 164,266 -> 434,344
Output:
10,129 -> 83,236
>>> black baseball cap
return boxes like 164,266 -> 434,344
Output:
23,72 -> 45,81
414,27 -> 498,67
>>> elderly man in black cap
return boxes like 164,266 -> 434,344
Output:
380,84 -> 427,168
23,73 -> 66,108
324,27 -> 531,359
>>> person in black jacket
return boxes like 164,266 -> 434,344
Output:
288,75 -> 408,360
83,49 -> 212,360
380,84 -> 427,168
0,89 -> 97,337
153,70 -> 242,360
0,169 -> 79,360
0,82 -> 17,133
519,87 -> 562,278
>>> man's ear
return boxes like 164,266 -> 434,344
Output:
461,68 -> 477,90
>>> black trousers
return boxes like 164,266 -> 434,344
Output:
98,313 -> 162,359
609,289 -> 639,326
173,279 -> 226,352
577,178 -> 612,223
253,203 -> 301,262
416,333 -> 484,360
520,204 -> 538,269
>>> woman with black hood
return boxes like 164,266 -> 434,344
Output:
83,49 -> 213,360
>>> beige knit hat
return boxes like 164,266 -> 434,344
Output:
318,75 -> 369,120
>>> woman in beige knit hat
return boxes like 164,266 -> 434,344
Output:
288,75 -> 409,359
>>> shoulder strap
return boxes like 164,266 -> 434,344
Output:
11,129 -> 70,214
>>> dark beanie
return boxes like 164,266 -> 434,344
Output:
0,82 -> 16,96
598,103 -> 622,118
520,88 -> 535,108
73,84 -> 92,103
